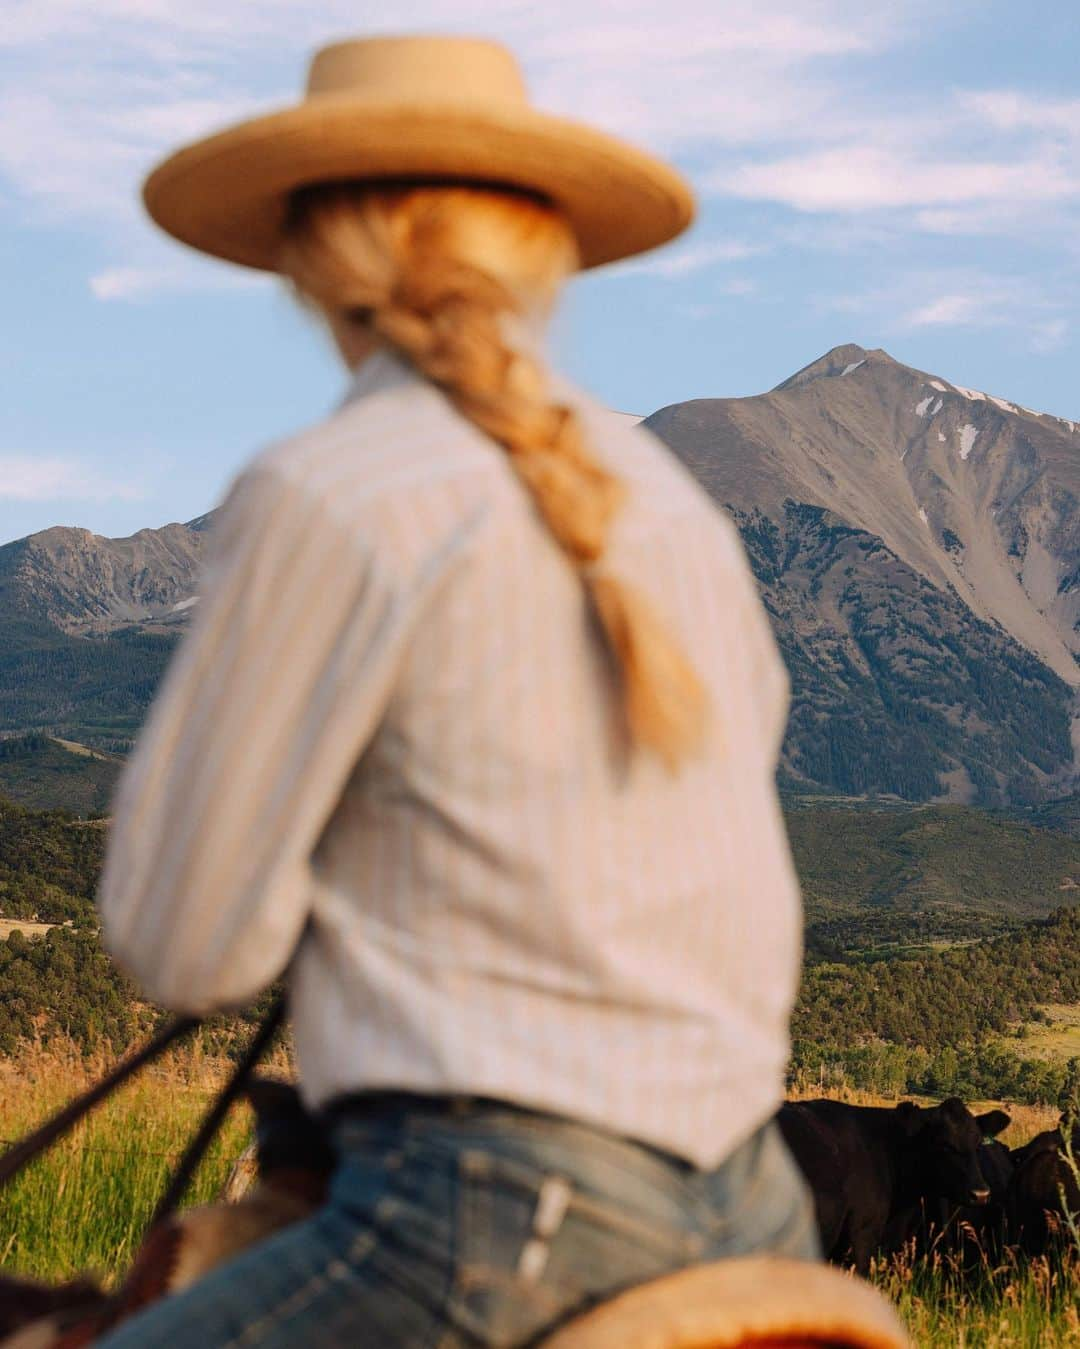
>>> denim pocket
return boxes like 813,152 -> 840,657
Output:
449,1144 -> 700,1348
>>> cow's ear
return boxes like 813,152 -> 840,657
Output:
939,1097 -> 967,1119
895,1101 -> 923,1135
977,1109 -> 1010,1138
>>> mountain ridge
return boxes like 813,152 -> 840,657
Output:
647,342 -> 1080,686
4,342 -> 1078,804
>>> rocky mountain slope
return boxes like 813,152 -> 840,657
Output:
0,520 -> 206,635
646,344 -> 1079,805
3,343 -> 1078,803
0,519 -> 206,749
651,344 -> 1080,681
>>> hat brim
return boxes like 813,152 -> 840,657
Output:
142,95 -> 696,273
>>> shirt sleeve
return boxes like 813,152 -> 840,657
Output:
97,463 -> 409,1013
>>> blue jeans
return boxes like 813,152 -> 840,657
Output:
97,1100 -> 819,1347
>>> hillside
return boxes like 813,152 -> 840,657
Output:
1020,789 -> 1080,838
788,804 -> 1080,956
0,619 -> 178,751
0,793 -> 103,926
794,904 -> 1080,1105
0,517 -> 200,748
4,784 -> 1077,981
0,735 -> 122,815
647,343 -> 1080,805
3,750 -> 1078,958
0,789 -> 1078,1114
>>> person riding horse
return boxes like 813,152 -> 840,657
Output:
84,31 -> 904,1349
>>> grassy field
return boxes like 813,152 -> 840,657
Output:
1015,1004 -> 1080,1063
0,1042 -> 264,1283
874,1246 -> 1080,1347
0,1058 -> 1076,1344
0,919 -> 55,940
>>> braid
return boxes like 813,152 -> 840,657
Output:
281,184 -> 709,770
374,262 -> 624,566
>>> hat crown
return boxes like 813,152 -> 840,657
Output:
307,36 -> 529,107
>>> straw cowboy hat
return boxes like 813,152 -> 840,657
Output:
143,34 -> 696,273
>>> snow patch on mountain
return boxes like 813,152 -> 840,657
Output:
959,425 -> 978,460
936,380 -> 1073,428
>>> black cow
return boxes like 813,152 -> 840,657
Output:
778,1097 -> 1010,1273
889,1136 -> 1015,1265
960,1136 -> 1015,1259
1007,1122 -> 1080,1256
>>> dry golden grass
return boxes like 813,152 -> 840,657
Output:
1016,1004 -> 1080,1064
0,1037 -> 292,1283
788,1084 -> 1059,1148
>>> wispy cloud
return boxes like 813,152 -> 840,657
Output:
709,84 -> 1080,239
899,280 -> 1067,346
90,267 -> 181,302
722,147 -> 1077,214
89,260 -> 268,302
1031,318 -> 1069,354
613,238 -> 763,279
960,90 -> 1080,135
0,456 -> 148,504
827,269 -> 1070,353
905,294 -> 987,327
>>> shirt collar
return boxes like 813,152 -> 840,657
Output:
338,311 -> 552,410
339,346 -> 417,408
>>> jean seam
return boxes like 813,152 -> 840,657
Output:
220,1233 -> 374,1349
456,1149 -> 490,1292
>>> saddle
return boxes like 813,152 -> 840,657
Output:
537,1258 -> 909,1348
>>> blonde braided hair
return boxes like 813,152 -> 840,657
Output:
280,181 -> 708,770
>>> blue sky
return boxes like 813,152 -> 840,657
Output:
2,0 -> 1079,545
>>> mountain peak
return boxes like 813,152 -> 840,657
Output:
773,344 -> 897,392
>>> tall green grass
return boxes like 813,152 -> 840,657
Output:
0,1043 -> 256,1283
872,1246 -> 1080,1347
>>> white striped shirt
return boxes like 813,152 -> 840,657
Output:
98,343 -> 803,1167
